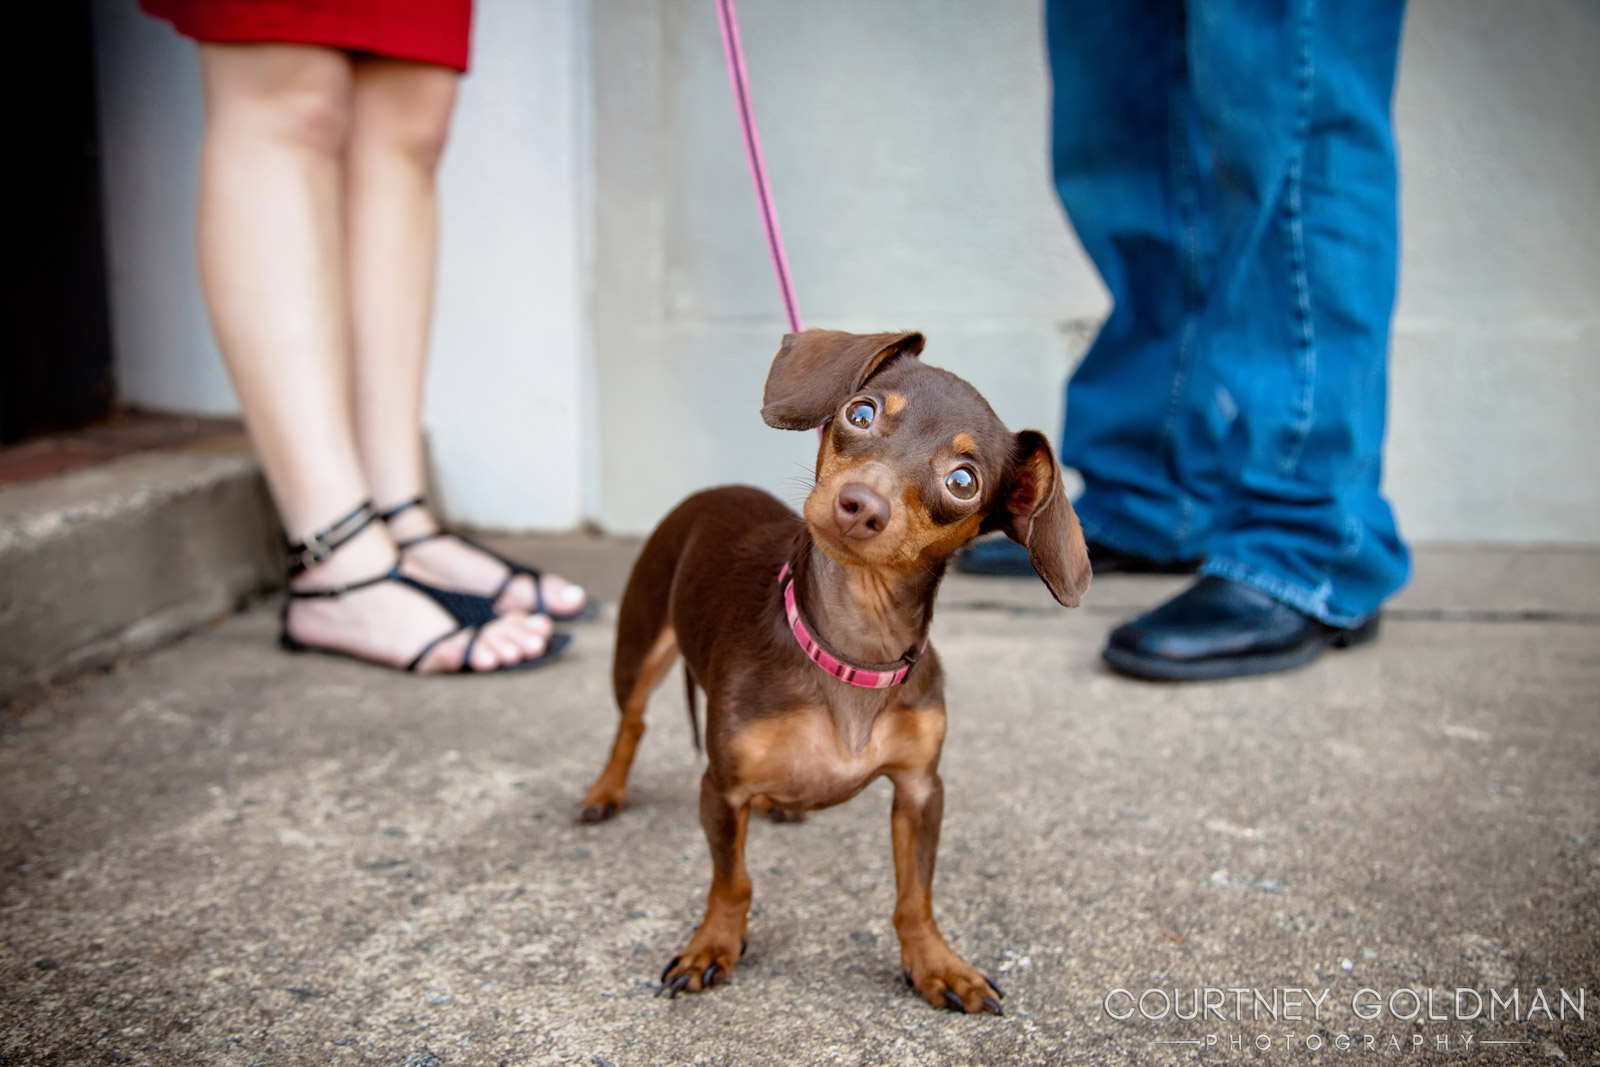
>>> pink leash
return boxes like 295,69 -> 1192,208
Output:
715,0 -> 803,334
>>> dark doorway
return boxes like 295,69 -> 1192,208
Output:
1,1 -> 116,444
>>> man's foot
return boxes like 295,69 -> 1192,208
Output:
1102,576 -> 1379,681
955,534 -> 1202,577
382,502 -> 590,619
284,522 -> 557,673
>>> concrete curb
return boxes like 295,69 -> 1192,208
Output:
0,443 -> 280,709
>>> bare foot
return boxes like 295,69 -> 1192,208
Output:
284,523 -> 555,672
384,505 -> 589,618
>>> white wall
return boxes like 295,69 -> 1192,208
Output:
1386,1 -> 1600,542
590,0 -> 1600,543
94,1 -> 232,417
92,0 -> 593,530
426,0 -> 593,529
590,0 -> 1098,535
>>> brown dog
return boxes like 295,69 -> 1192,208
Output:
578,329 -> 1090,1012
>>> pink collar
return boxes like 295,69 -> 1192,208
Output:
779,561 -> 926,688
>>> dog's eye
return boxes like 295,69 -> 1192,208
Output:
944,466 -> 978,500
845,400 -> 876,429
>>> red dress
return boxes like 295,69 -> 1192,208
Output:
141,0 -> 473,73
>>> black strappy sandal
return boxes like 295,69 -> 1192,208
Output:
378,496 -> 600,623
279,500 -> 571,674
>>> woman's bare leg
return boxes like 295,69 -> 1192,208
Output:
343,57 -> 586,618
342,58 -> 447,515
195,43 -> 545,670
197,44 -> 361,537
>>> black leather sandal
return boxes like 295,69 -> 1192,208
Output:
279,500 -> 571,674
378,496 -> 600,622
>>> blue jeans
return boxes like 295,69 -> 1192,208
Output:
1047,0 -> 1410,626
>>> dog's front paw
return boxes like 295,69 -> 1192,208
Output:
657,930 -> 748,998
576,782 -> 626,823
901,946 -> 1005,1014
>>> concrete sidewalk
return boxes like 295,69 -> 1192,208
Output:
2,541 -> 1596,1066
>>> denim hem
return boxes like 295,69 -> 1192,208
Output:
1199,556 -> 1373,629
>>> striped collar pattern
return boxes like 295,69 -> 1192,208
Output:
779,561 -> 925,689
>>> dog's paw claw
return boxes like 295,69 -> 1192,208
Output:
983,973 -> 1005,999
576,802 -> 618,823
576,789 -> 624,823
904,953 -> 1005,1015
658,933 -> 743,997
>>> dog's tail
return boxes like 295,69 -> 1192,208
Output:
683,665 -> 701,753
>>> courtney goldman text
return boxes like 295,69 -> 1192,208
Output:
1102,985 -> 1585,1024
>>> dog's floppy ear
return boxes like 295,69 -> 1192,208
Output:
761,329 -> 925,430
987,430 -> 1091,608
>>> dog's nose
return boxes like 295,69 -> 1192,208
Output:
834,483 -> 890,539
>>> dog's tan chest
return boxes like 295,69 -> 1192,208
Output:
727,704 -> 945,810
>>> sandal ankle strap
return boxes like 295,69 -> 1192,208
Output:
285,500 -> 377,578
378,495 -> 439,553
376,495 -> 427,523
284,564 -> 395,599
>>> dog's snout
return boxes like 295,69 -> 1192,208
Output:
834,482 -> 890,540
